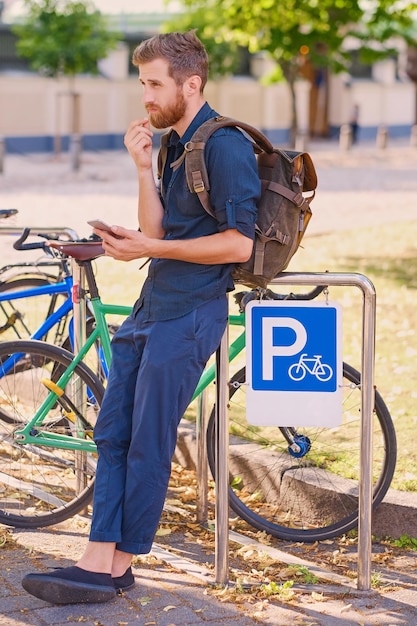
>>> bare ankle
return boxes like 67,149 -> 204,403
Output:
76,541 -> 116,574
111,550 -> 132,577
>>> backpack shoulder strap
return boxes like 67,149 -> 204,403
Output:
157,129 -> 173,182
179,116 -> 274,217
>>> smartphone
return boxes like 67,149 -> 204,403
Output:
87,219 -> 124,239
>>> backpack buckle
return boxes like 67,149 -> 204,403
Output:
191,170 -> 205,193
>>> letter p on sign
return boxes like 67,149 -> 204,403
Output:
262,317 -> 307,380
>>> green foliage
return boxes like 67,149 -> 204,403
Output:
390,534 -> 417,550
371,571 -> 383,587
165,0 -> 417,79
12,0 -> 121,77
293,565 -> 319,584
165,0 -> 417,142
162,9 -> 241,78
260,580 -> 295,600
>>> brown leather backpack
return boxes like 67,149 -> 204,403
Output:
158,116 -> 318,289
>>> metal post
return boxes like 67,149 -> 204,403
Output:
339,124 -> 352,151
215,317 -> 230,584
376,125 -> 388,149
357,276 -> 376,590
196,389 -> 208,524
72,260 -> 88,495
410,124 -> 417,148
0,136 -> 5,174
70,134 -> 82,172
295,130 -> 309,151
270,272 -> 376,591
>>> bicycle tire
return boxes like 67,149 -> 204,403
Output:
0,276 -> 70,343
206,362 -> 397,541
0,339 -> 104,528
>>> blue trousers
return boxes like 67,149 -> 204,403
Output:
89,295 -> 228,554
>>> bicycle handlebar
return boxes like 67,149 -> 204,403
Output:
234,285 -> 327,311
13,227 -> 102,254
0,209 -> 18,219
13,228 -> 51,251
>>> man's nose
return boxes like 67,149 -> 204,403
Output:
142,88 -> 154,104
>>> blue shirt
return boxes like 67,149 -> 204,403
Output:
137,103 -> 261,321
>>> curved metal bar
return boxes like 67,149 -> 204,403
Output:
0,227 -> 79,241
271,272 -> 376,591
213,273 -> 376,590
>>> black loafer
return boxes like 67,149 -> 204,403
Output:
22,566 -> 116,604
112,566 -> 135,592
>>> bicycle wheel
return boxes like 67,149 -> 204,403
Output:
0,340 -> 104,528
206,362 -> 397,541
0,276 -> 70,343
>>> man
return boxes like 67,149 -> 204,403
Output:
22,30 -> 260,605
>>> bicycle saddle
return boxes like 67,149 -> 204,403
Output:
48,240 -> 105,261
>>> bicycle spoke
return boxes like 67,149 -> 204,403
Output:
0,340 -> 103,528
207,363 -> 396,541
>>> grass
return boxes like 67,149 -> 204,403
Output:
91,219 -> 417,492
291,220 -> 417,491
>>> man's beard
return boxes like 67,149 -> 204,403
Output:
147,90 -> 186,129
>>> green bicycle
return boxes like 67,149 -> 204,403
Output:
0,239 -> 396,541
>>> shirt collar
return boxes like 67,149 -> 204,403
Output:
164,102 -> 218,153
179,102 -> 218,147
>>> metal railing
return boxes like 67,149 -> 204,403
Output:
210,271 -> 376,591
0,226 -> 79,241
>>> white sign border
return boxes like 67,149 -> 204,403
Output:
245,300 -> 343,427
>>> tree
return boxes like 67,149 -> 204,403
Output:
13,0 -> 121,164
162,9 -> 242,79
165,0 -> 417,145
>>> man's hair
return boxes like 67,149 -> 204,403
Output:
132,30 -> 209,92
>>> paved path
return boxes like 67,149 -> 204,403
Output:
3,503 -> 417,625
1,140 -> 417,625
1,140 -> 417,245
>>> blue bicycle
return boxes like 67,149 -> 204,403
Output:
0,228 -> 116,387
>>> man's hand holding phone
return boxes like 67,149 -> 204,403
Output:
88,220 -> 153,263
87,220 -> 125,240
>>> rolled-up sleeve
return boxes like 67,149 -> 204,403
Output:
205,129 -> 261,240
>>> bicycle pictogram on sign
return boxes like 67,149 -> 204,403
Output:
288,353 -> 333,382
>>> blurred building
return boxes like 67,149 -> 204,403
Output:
0,1 -> 415,153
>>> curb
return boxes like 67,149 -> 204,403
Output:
174,422 -> 417,540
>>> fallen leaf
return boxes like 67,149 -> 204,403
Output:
311,591 -> 325,601
156,528 -> 172,536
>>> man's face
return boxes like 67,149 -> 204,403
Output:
139,58 -> 186,129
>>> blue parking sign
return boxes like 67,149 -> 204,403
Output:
246,301 -> 342,426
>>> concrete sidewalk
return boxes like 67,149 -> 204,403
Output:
3,504 -> 417,626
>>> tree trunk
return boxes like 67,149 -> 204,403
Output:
406,47 -> 417,125
281,61 -> 298,148
68,76 -> 81,171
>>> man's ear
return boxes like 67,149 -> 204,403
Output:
184,74 -> 202,96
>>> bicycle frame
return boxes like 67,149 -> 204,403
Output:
11,288 -> 247,453
4,253 -> 329,458
0,276 -> 74,340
